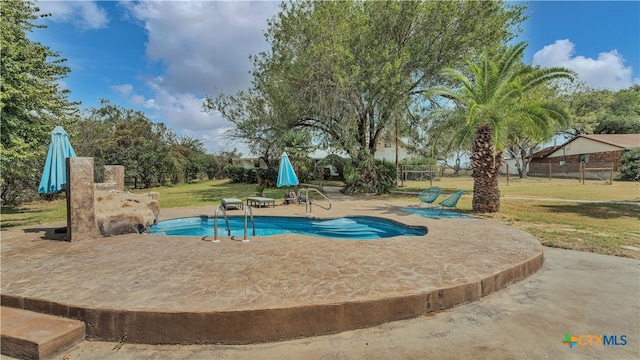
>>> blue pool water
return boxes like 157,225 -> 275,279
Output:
149,216 -> 427,239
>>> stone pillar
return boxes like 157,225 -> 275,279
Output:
66,157 -> 101,241
103,165 -> 125,191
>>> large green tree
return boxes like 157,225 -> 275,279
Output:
1,0 -> 79,205
207,0 -> 527,192
207,87 -> 286,168
565,85 -> 640,135
73,100 -> 215,188
430,43 -> 574,212
175,135 -> 208,183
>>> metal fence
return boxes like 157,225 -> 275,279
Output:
397,165 -> 439,180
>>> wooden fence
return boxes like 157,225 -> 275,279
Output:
397,165 -> 439,187
528,161 -> 614,183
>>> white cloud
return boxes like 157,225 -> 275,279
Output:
37,1 -> 109,30
109,1 -> 279,153
111,84 -> 133,96
532,39 -> 639,90
111,78 -> 244,154
122,1 -> 278,95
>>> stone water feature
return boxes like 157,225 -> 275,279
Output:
94,190 -> 159,236
65,157 -> 159,241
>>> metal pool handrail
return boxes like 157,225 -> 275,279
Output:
305,188 -> 332,216
243,206 -> 254,242
213,205 -> 230,242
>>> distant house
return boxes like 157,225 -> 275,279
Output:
501,145 -> 561,175
528,134 -> 639,178
501,145 -> 558,175
234,155 -> 267,170
375,136 -> 411,164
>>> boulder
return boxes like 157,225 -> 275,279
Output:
94,191 -> 160,236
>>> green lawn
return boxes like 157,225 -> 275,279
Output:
2,177 -> 639,259
393,177 -> 640,259
397,176 -> 640,201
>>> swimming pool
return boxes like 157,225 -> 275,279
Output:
149,216 -> 427,239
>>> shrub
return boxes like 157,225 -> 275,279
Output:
343,152 -> 397,194
620,147 -> 640,181
297,164 -> 313,183
243,168 -> 258,184
203,154 -> 222,180
376,160 -> 398,193
225,164 -> 274,185
257,167 -> 277,187
224,165 -> 246,183
255,183 -> 266,195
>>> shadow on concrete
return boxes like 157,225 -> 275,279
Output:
23,227 -> 68,241
357,204 -> 417,217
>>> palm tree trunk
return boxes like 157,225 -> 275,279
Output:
471,125 -> 503,212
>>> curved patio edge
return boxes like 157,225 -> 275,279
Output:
1,251 -> 543,344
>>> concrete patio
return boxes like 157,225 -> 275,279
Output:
51,247 -> 640,360
0,196 -> 576,357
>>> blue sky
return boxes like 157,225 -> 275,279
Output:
31,1 -> 640,154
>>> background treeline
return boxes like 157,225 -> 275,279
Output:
2,1 -> 638,207
72,99 -> 229,188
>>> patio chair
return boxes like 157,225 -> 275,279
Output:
438,190 -> 464,214
417,186 -> 441,208
284,191 -> 297,205
297,191 -> 307,205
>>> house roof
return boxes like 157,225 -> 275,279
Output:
530,145 -> 562,159
533,134 -> 639,159
578,134 -> 640,149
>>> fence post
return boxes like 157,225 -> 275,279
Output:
579,162 -> 582,184
548,162 -> 552,180
610,163 -> 613,184
429,165 -> 433,187
506,163 -> 509,185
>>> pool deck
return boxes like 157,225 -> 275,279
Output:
0,197 -> 543,345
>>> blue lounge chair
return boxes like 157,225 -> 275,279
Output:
438,190 -> 464,214
417,186 -> 441,208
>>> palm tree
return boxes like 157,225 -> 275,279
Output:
431,43 -> 575,212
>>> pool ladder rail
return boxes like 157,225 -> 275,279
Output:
242,206 -> 255,242
304,188 -> 332,216
211,205 -> 254,243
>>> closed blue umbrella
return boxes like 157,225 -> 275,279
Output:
277,152 -> 299,188
38,126 -> 77,194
